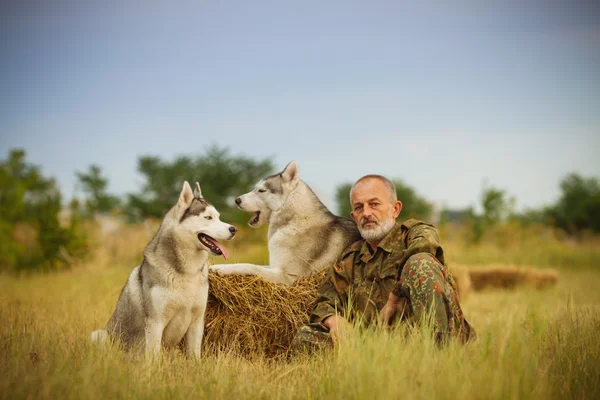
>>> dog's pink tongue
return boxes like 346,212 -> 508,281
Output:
219,243 -> 229,260
213,240 -> 229,260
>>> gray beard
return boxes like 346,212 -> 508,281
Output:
358,217 -> 396,243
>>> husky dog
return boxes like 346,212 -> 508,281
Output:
91,181 -> 237,358
210,161 -> 361,284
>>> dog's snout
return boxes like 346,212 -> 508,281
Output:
229,226 -> 237,234
235,197 -> 242,206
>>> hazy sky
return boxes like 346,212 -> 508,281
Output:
1,1 -> 599,214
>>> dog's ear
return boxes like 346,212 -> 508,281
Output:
193,182 -> 202,198
281,161 -> 299,187
178,181 -> 194,211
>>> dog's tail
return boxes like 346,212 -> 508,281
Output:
91,329 -> 109,345
450,265 -> 558,300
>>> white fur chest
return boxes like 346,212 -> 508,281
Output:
152,270 -> 209,347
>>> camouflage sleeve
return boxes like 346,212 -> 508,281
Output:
391,224 -> 445,298
309,263 -> 350,324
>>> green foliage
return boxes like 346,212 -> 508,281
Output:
335,179 -> 432,219
472,186 -> 516,242
481,187 -> 515,226
440,185 -> 515,243
547,173 -> 600,234
76,165 -> 120,217
125,145 -> 274,223
0,149 -> 87,272
334,183 -> 353,217
439,206 -> 476,225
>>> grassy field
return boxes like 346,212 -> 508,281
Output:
1,221 -> 599,399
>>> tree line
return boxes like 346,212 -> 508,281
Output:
1,147 -> 598,272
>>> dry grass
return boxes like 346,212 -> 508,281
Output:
2,263 -> 599,400
1,219 -> 599,399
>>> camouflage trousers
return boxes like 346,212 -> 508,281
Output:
292,253 -> 475,351
292,323 -> 334,352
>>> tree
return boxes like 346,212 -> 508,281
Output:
0,149 -> 87,272
480,187 -> 515,227
335,178 -> 432,220
76,165 -> 120,217
334,183 -> 353,217
439,206 -> 476,225
548,173 -> 600,233
125,146 -> 274,223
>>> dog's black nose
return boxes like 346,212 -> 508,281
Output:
235,197 -> 242,205
229,226 -> 237,234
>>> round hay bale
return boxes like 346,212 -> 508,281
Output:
203,270 -> 327,359
468,264 -> 559,291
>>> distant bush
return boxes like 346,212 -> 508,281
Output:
0,149 -> 88,272
546,173 -> 600,234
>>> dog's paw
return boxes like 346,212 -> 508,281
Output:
209,265 -> 233,275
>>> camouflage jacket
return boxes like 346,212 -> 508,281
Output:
310,219 -> 454,326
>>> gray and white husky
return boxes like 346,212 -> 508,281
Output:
210,161 -> 361,284
91,181 -> 237,358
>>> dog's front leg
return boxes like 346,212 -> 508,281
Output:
145,320 -> 164,359
210,264 -> 293,284
184,314 -> 205,360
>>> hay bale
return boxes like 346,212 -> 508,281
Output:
468,265 -> 558,291
203,270 -> 326,359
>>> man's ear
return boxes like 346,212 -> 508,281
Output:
178,181 -> 194,213
350,209 -> 359,224
392,200 -> 403,219
281,161 -> 299,188
193,182 -> 202,198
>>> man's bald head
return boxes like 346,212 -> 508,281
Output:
349,174 -> 397,204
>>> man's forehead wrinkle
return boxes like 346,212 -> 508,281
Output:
353,196 -> 383,205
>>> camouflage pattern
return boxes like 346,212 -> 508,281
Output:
296,219 -> 475,347
291,323 -> 333,352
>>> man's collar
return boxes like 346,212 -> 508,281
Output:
377,222 -> 402,252
358,222 -> 402,260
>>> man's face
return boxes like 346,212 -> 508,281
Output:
350,178 -> 402,243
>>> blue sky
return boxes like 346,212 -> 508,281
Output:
1,1 -> 599,214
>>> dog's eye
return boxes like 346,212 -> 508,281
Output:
204,216 -> 212,220
258,189 -> 266,193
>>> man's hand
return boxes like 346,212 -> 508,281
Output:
322,315 -> 351,345
379,292 -> 408,326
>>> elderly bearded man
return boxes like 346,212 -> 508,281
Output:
293,175 -> 475,349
